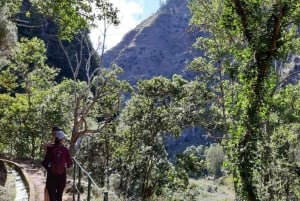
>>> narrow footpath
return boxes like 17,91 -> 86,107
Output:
17,160 -> 73,201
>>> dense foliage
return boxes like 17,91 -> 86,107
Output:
0,0 -> 300,200
188,0 -> 300,200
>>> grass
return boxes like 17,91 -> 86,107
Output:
160,176 -> 235,201
67,175 -> 235,201
188,176 -> 235,201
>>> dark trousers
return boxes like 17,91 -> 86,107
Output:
46,172 -> 66,201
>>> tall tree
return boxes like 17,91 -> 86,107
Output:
57,30 -> 131,156
0,0 -> 123,158
188,0 -> 300,200
114,75 -> 189,200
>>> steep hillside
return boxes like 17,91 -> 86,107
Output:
102,0 -> 300,156
17,0 -> 99,82
103,0 -> 201,84
103,0 -> 300,86
103,0 -> 214,156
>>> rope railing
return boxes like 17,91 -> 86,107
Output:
72,157 -> 108,201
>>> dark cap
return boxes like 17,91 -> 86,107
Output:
51,126 -> 61,132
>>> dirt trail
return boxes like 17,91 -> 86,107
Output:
18,160 -> 72,201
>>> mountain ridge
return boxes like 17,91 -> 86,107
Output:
103,0 -> 300,85
103,0 -> 200,85
103,0 -> 211,156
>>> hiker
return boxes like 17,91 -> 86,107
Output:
42,131 -> 73,201
43,126 -> 61,201
43,126 -> 61,152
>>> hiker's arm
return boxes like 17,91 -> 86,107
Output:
42,151 -> 50,170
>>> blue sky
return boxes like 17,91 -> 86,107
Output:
90,0 -> 165,51
135,0 -> 164,21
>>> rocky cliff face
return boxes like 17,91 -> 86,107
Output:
103,0 -> 300,86
103,0 -> 200,85
102,0 -> 300,155
103,0 -> 212,155
17,0 -> 99,82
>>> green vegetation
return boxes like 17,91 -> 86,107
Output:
206,144 -> 225,178
0,0 -> 300,201
188,0 -> 300,200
